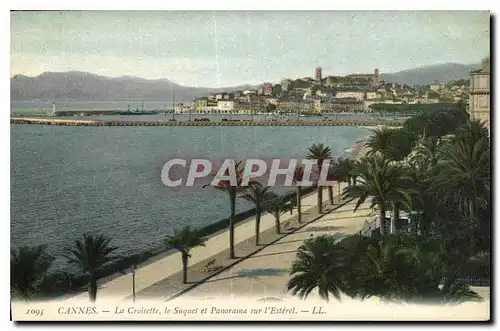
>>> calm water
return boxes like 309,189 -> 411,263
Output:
11,100 -> 178,112
11,124 -> 371,270
10,100 -> 408,122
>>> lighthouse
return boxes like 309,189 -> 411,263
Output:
52,102 -> 56,115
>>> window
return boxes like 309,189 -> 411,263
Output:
479,95 -> 489,108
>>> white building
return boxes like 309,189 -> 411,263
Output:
335,91 -> 365,101
425,99 -> 440,104
280,79 -> 293,91
429,80 -> 445,92
365,91 -> 378,100
266,98 -> 279,105
217,100 -> 236,113
174,103 -> 192,114
313,99 -> 322,113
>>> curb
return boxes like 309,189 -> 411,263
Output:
165,197 -> 354,302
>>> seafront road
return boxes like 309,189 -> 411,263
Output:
173,198 -> 372,301
71,183 -> 363,301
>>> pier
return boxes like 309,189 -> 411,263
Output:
10,117 -> 403,127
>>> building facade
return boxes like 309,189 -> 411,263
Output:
335,90 -> 365,101
346,68 -> 380,86
315,67 -> 322,84
365,91 -> 378,100
174,103 -> 192,114
469,57 -> 490,130
194,98 -> 208,113
217,100 -> 237,113
262,83 -> 273,95
313,98 -> 322,113
280,79 -> 293,91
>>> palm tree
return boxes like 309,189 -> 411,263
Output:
343,155 -> 412,236
306,143 -> 332,213
288,233 -> 482,304
347,158 -> 359,185
287,236 -> 347,301
266,194 -> 290,234
452,119 -> 489,145
239,182 -> 275,245
293,165 -> 306,223
326,161 -> 338,205
366,127 -> 395,158
65,234 -> 118,302
165,226 -> 206,284
414,136 -> 441,166
431,132 -> 490,221
405,155 -> 435,235
11,245 -> 54,300
205,160 -> 255,259
335,157 -> 351,191
387,128 -> 418,162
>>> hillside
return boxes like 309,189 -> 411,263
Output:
380,63 -> 480,86
11,62 -> 483,101
10,71 -> 258,102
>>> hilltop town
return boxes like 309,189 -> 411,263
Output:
175,67 -> 470,115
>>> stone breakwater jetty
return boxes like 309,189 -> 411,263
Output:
11,117 -> 403,127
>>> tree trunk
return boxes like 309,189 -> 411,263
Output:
317,161 -> 323,213
229,190 -> 236,259
411,213 -> 419,235
379,206 -> 386,236
328,186 -> 333,205
317,186 -> 323,213
275,215 -> 281,234
391,202 -> 400,234
296,187 -> 302,223
255,205 -> 261,246
88,274 -> 97,303
469,195 -> 477,221
181,253 -> 188,284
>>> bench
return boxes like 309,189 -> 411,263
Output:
202,259 -> 224,273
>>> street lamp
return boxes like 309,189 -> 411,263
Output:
119,264 -> 137,303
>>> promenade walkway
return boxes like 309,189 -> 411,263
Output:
71,184 -> 349,301
173,199 -> 372,301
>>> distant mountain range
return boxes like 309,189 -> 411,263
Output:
11,62 -> 481,101
10,71 -> 259,102
380,62 -> 480,86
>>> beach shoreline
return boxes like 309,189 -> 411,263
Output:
63,185 -> 347,302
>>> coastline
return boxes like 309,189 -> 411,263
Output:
10,117 -> 403,127
345,138 -> 369,160
352,139 -> 369,159
58,159 -> 356,300
67,185 -> 347,302
54,186 -> 317,299
25,137 -> 366,300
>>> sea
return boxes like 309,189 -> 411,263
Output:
11,101 -> 375,271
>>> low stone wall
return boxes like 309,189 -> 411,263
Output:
11,117 -> 403,127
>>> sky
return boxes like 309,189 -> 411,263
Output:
11,10 -> 490,87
